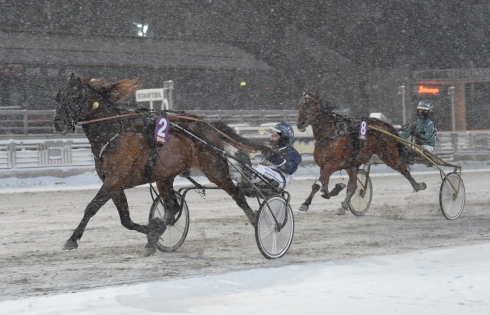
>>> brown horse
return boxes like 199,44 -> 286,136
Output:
296,92 -> 426,214
54,74 -> 269,256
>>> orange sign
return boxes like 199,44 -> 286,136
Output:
418,85 -> 440,94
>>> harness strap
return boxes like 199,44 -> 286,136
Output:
167,113 -> 258,153
98,133 -> 120,159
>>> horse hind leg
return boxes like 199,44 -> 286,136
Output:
141,180 -> 182,257
382,147 -> 427,192
200,158 -> 256,226
337,168 -> 358,215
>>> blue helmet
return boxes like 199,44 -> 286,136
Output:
270,122 -> 294,144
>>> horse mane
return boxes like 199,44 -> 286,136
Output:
83,77 -> 142,104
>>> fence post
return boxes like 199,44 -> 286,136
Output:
7,140 -> 15,168
451,133 -> 458,154
23,110 -> 28,135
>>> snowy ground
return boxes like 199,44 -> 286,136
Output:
0,161 -> 489,314
2,244 -> 490,315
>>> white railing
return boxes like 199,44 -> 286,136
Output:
0,109 -> 301,136
0,130 -> 489,170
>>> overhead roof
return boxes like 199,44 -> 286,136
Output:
0,32 -> 271,71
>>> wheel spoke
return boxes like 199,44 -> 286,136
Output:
270,231 -> 277,254
259,224 -> 275,239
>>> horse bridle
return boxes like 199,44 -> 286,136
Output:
300,94 -> 324,127
56,81 -> 126,129
55,83 -> 89,131
300,94 -> 344,133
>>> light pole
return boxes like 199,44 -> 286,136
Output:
163,80 -> 174,110
398,85 -> 406,125
448,86 -> 455,132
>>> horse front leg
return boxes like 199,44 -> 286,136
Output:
337,167 -> 358,215
62,185 -> 113,250
317,165 -> 348,213
298,180 -> 321,212
112,191 -> 149,234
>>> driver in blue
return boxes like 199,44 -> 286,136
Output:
250,122 -> 302,189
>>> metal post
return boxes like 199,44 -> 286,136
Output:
398,85 -> 406,125
163,80 -> 174,110
448,86 -> 455,132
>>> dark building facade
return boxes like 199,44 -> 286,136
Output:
0,0 -> 489,130
0,0 -> 355,113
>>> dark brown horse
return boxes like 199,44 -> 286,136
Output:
296,92 -> 426,214
54,74 -> 268,256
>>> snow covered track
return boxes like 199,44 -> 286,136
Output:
0,171 -> 489,302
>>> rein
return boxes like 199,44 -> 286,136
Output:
79,113 -> 140,125
78,111 -> 259,153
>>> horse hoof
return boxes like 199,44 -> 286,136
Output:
147,217 -> 167,245
334,183 -> 346,192
336,207 -> 346,215
62,239 -> 78,250
142,244 -> 157,257
298,204 -> 309,212
414,182 -> 427,192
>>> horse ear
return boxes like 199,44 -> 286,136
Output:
315,91 -> 320,99
303,92 -> 307,96
82,76 -> 92,85
67,73 -> 75,84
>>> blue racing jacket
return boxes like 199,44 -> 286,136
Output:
265,145 -> 302,175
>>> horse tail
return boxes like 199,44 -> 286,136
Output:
368,118 -> 413,167
209,121 -> 269,152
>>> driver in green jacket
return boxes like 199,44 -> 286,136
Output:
399,100 -> 437,153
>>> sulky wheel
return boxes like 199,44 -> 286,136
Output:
149,192 -> 190,252
348,169 -> 373,216
255,196 -> 294,259
439,172 -> 466,220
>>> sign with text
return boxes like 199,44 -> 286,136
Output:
135,88 -> 164,102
